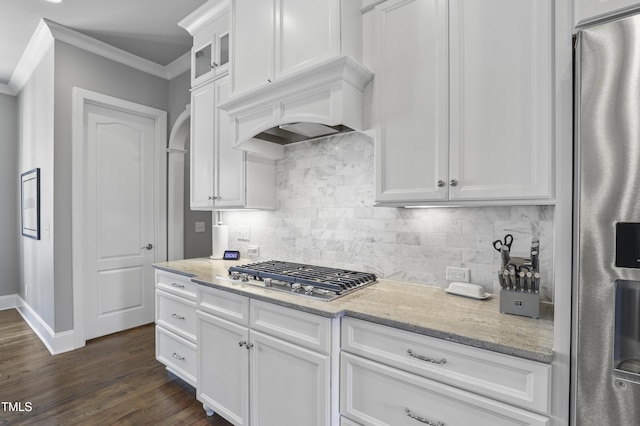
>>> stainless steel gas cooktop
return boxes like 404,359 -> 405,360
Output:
216,260 -> 377,301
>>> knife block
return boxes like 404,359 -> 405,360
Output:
499,289 -> 540,319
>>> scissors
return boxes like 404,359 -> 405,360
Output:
492,234 -> 513,252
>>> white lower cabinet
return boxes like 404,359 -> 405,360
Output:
249,330 -> 331,425
198,309 -> 250,424
197,286 -> 337,426
340,318 -> 551,426
155,270 -> 199,387
341,352 -> 548,426
156,326 -> 198,386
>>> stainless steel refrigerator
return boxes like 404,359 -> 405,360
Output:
574,11 -> 640,425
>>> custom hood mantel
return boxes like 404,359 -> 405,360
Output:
218,55 -> 373,160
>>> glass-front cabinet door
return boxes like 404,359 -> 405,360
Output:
191,14 -> 229,87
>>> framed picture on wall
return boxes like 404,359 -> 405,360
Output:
21,168 -> 40,240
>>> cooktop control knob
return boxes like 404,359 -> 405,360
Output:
304,285 -> 314,295
231,271 -> 240,280
263,278 -> 273,287
292,283 -> 302,292
240,273 -> 249,282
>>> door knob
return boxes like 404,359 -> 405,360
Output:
141,244 -> 153,250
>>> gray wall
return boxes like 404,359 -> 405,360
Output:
35,41 -> 170,332
18,46 -> 55,327
0,93 -> 19,296
18,38 -> 208,332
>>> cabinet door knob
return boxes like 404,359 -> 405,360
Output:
450,179 -> 459,187
437,180 -> 445,188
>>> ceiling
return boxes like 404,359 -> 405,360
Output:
0,0 -> 209,86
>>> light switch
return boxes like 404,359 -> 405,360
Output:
195,222 -> 205,233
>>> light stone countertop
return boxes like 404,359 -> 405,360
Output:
154,258 -> 554,364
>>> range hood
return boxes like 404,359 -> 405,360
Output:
218,55 -> 373,160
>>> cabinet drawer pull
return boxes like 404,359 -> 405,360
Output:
171,313 -> 185,320
172,353 -> 185,361
238,340 -> 246,347
407,349 -> 447,365
171,283 -> 185,288
405,408 -> 444,425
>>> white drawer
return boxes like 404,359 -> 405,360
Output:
156,326 -> 197,387
250,299 -> 332,354
199,285 -> 250,326
341,352 -> 549,426
341,317 -> 551,414
156,289 -> 197,342
155,269 -> 198,301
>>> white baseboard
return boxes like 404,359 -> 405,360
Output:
0,294 -> 17,311
15,296 -> 77,355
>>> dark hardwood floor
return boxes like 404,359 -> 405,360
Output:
0,309 -> 232,425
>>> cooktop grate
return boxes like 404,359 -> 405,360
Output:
228,260 -> 377,294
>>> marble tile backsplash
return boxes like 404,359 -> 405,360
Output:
223,132 -> 555,302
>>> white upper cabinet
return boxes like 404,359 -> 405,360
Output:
191,14 -> 230,87
448,0 -> 553,201
374,0 -> 449,202
374,0 -> 554,206
190,76 -> 277,211
182,1 -> 276,211
214,76 -> 277,209
230,0 -> 362,96
190,82 -> 216,210
180,1 -> 230,88
576,0 -> 640,26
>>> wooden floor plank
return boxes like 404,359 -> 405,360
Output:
0,309 -> 232,426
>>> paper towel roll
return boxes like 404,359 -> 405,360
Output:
210,224 -> 228,260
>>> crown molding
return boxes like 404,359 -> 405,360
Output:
165,51 -> 190,80
179,0 -> 228,35
8,19 -> 55,93
8,18 -> 191,94
0,84 -> 16,96
44,19 -> 168,78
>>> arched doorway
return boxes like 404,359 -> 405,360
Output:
167,105 -> 190,260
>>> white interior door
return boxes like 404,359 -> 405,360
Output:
83,101 -> 158,340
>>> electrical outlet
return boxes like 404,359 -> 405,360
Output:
247,245 -> 260,259
237,227 -> 251,241
446,266 -> 470,282
195,222 -> 205,233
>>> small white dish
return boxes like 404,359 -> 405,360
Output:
445,282 -> 490,300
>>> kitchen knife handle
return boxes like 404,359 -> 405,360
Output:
407,349 -> 447,365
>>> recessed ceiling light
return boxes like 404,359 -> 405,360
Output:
45,0 -> 63,3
